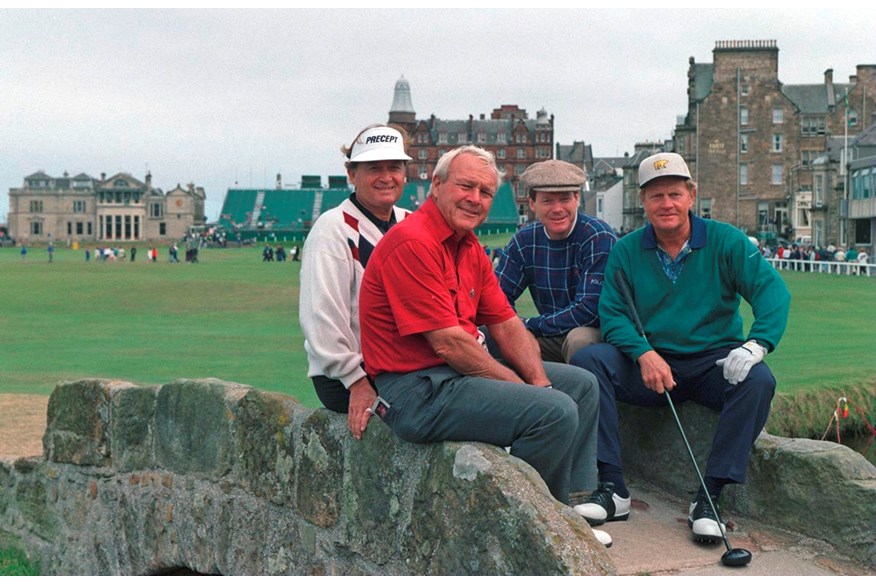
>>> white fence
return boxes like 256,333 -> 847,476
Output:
766,257 -> 874,276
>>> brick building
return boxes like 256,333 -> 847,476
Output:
7,170 -> 206,244
673,40 -> 876,247
387,76 -> 554,212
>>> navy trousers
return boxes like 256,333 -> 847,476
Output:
570,343 -> 775,484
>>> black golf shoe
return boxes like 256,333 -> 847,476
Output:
573,482 -> 631,526
688,493 -> 725,543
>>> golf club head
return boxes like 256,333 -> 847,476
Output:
721,548 -> 752,567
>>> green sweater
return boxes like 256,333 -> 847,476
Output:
600,214 -> 790,361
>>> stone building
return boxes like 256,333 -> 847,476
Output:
7,170 -> 205,244
387,76 -> 554,207
673,40 -> 876,247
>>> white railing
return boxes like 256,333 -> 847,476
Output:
766,257 -> 874,276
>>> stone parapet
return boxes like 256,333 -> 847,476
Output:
1,379 -> 613,576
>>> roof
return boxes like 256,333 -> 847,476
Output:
781,83 -> 850,114
25,171 -> 52,181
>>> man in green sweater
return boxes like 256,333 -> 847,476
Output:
571,152 -> 790,543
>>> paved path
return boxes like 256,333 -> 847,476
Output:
603,481 -> 872,575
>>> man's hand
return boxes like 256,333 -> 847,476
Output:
637,350 -> 676,393
347,377 -> 377,440
716,340 -> 766,384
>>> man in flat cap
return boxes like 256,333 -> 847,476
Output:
571,152 -> 790,546
495,160 -> 617,363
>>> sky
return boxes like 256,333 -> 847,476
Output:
0,8 -> 871,223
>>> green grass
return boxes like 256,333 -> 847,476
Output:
0,548 -> 38,575
1,241 -> 874,405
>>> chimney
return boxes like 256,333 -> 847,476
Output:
145,171 -> 152,189
824,69 -> 836,108
276,173 -> 282,190
101,172 -> 106,181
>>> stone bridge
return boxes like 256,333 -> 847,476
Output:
1,378 -> 873,574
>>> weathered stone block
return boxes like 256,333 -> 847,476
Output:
111,385 -> 160,471
295,409 -> 343,528
228,390 -> 298,503
43,379 -> 134,466
154,379 -> 246,477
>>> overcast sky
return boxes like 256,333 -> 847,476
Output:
0,8 -> 870,222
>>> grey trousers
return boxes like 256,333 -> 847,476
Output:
374,362 -> 599,504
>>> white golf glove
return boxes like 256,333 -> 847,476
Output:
716,340 -> 767,384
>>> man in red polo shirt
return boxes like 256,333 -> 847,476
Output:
359,145 -> 609,547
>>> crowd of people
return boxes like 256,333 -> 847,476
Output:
299,124 -> 792,552
766,242 -> 870,274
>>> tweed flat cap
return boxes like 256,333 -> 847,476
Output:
522,160 -> 587,195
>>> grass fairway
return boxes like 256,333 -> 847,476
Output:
1,242 -> 874,407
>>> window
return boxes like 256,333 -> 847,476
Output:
150,202 -> 163,218
73,200 -> 86,213
516,148 -> 525,159
437,131 -> 447,145
740,107 -> 749,126
740,134 -> 749,153
848,109 -> 858,127
758,202 -> 769,227
700,198 -> 712,219
76,222 -> 84,235
515,132 -> 527,144
457,131 -> 466,144
418,148 -> 427,160
477,131 -> 486,144
497,148 -> 506,160
515,164 -> 525,175
597,195 -> 604,214
29,200 -> 43,213
814,174 -> 824,205
497,131 -> 506,144
67,222 -> 72,236
417,163 -> 427,177
739,163 -> 749,186
740,84 -> 750,97
772,108 -> 783,124
31,222 -> 42,235
772,134 -> 782,153
159,223 -> 167,236
772,164 -> 783,185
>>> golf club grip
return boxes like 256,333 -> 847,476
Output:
614,269 -> 646,339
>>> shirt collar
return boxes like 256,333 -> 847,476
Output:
642,211 -> 707,250
350,193 -> 397,233
420,196 -> 479,247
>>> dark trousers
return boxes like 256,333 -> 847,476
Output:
570,343 -> 774,485
312,375 -> 350,413
374,362 -> 599,504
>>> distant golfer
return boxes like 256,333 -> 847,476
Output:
571,153 -> 790,543
299,124 -> 411,440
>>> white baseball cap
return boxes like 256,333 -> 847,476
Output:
348,126 -> 412,163
638,152 -> 691,187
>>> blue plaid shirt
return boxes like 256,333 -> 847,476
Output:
496,212 -> 617,336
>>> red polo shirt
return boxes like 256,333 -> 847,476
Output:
360,197 -> 516,377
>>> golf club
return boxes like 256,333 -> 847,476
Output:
613,269 -> 752,568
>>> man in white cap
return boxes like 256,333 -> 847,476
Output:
495,160 -> 616,363
300,124 -> 412,440
571,152 -> 790,544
